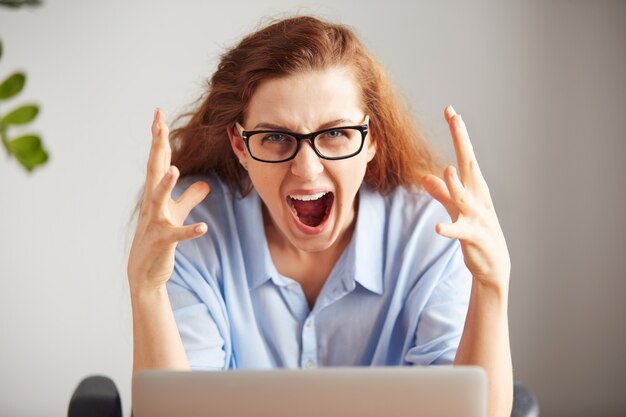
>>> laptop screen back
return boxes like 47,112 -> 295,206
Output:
132,366 -> 486,417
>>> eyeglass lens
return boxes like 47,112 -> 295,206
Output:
247,128 -> 363,161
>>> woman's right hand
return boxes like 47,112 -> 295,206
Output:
127,108 -> 210,293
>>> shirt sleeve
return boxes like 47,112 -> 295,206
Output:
167,247 -> 228,371
404,242 -> 472,366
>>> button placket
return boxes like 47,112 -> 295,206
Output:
300,315 -> 317,369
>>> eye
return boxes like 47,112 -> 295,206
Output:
262,133 -> 290,143
323,130 -> 345,139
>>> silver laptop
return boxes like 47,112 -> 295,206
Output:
132,366 -> 486,417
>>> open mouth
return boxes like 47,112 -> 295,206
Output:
287,191 -> 334,228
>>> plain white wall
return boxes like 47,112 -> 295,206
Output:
1,1 -> 624,416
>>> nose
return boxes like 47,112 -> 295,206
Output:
290,140 -> 324,180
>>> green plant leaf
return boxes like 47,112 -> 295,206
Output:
0,0 -> 43,8
2,104 -> 39,125
6,134 -> 41,155
16,148 -> 48,171
7,134 -> 48,171
0,72 -> 26,100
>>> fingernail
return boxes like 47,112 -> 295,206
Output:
195,224 -> 206,233
455,115 -> 464,128
164,167 -> 172,179
448,105 -> 456,115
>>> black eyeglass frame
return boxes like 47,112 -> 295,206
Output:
234,116 -> 370,163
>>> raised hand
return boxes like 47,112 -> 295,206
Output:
127,108 -> 210,292
421,106 -> 510,292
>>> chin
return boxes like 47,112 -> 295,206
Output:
285,230 -> 340,253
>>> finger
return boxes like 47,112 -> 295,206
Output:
173,180 -> 211,221
151,165 -> 180,213
155,108 -> 172,174
171,222 -> 208,242
443,165 -> 472,211
421,174 -> 458,219
443,105 -> 458,124
435,222 -> 466,240
160,110 -> 172,175
444,106 -> 483,190
145,108 -> 171,192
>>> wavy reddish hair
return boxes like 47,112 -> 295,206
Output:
170,15 -> 443,195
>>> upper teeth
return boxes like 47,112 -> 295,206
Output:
290,191 -> 328,201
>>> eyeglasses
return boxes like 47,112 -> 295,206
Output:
234,116 -> 370,163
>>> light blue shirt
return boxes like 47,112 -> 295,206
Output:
168,174 -> 471,371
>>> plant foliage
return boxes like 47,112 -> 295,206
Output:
0,39 -> 49,172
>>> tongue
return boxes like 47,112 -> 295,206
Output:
292,194 -> 330,227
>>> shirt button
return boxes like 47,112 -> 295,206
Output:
305,319 -> 313,328
305,360 -> 314,369
286,283 -> 297,291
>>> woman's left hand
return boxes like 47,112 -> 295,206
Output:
421,105 -> 511,293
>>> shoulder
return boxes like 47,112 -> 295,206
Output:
358,184 -> 460,270
171,174 -> 241,267
173,173 -> 236,204
172,173 -> 240,225
361,184 -> 451,234
171,173 -> 263,260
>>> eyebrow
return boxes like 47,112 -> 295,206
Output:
252,118 -> 356,131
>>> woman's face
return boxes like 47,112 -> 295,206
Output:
229,67 -> 376,253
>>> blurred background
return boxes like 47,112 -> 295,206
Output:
1,1 -> 624,416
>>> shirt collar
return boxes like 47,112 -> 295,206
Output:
235,189 -> 276,291
349,184 -> 385,295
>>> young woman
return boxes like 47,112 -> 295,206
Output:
128,16 -> 513,417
